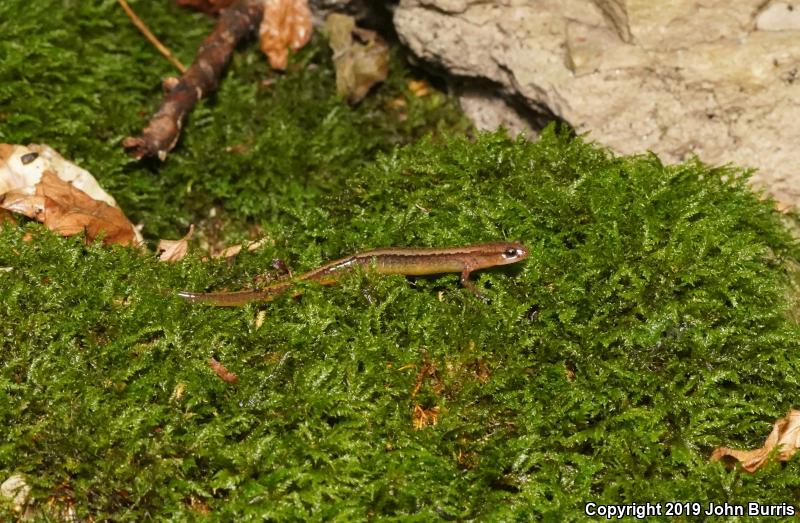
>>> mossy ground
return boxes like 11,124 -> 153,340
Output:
2,1 -> 800,521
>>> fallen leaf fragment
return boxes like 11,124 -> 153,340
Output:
209,357 -> 239,384
412,404 -> 440,430
2,172 -> 138,246
711,410 -> 800,472
389,96 -> 407,110
1,144 -> 118,206
408,79 -> 430,97
254,309 -> 267,329
325,13 -> 389,103
0,144 -> 141,246
259,0 -> 312,70
157,225 -> 195,262
214,237 -> 269,259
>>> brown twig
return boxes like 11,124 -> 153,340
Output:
123,0 -> 264,160
117,0 -> 186,73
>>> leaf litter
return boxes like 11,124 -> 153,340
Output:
325,13 -> 389,104
711,410 -> 800,472
0,144 -> 142,246
260,0 -> 312,70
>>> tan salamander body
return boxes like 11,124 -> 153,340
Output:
178,241 -> 529,306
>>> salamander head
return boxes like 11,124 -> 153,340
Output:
482,242 -> 528,267
497,242 -> 529,265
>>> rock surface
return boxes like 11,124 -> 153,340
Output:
393,0 -> 800,205
456,85 -> 539,137
1,474 -> 31,513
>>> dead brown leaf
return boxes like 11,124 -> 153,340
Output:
0,144 -> 142,246
711,410 -> 800,472
214,237 -> 269,259
325,13 -> 389,104
157,225 -> 195,262
209,357 -> 239,384
1,144 -> 121,206
1,171 -> 138,246
259,0 -> 312,70
412,404 -> 440,430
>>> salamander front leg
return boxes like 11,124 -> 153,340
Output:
459,269 -> 485,299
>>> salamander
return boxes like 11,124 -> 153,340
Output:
178,241 -> 529,306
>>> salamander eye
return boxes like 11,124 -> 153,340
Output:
503,247 -> 520,259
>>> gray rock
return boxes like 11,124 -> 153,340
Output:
457,84 -> 540,138
394,0 -> 800,205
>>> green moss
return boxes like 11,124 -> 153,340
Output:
2,0 -> 800,521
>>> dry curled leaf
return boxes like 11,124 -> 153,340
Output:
209,357 -> 239,384
1,144 -> 119,206
711,410 -> 800,472
259,0 -> 312,70
157,225 -> 195,262
325,13 -> 389,103
0,144 -> 141,246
